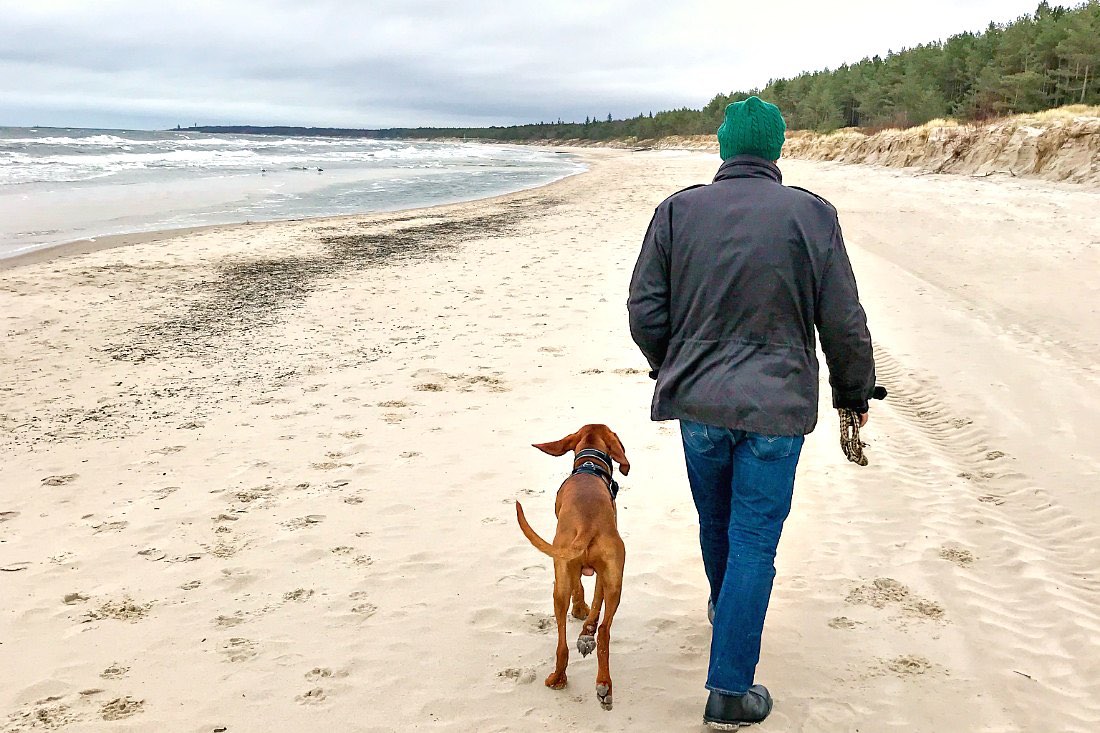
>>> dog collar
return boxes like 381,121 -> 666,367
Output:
570,449 -> 619,501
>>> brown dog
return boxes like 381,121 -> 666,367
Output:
516,424 -> 629,710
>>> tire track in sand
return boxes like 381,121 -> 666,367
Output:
869,345 -> 1100,732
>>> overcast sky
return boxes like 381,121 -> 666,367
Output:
0,0 -> 1049,130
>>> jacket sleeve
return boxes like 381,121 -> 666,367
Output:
815,217 -> 876,412
627,203 -> 672,374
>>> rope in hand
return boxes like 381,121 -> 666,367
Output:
839,386 -> 888,467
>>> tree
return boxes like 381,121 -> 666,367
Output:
1055,2 -> 1100,103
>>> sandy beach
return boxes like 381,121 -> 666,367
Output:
2,149 -> 1099,732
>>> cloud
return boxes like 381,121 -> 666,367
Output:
0,0 -> 1047,129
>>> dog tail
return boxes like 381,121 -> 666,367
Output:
515,501 -> 589,561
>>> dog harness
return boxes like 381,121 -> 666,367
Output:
570,448 -> 620,501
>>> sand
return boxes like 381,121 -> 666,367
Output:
1,149 -> 1099,732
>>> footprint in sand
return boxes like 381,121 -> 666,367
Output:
526,612 -> 555,634
284,588 -> 315,602
205,538 -> 247,558
351,603 -> 378,617
414,383 -> 445,392
296,688 -> 327,704
846,578 -> 946,621
884,655 -> 935,676
90,520 -> 129,534
939,546 -> 976,567
828,616 -> 862,629
180,580 -> 202,590
497,667 -> 538,684
311,460 -> 352,470
82,597 -> 152,623
6,697 -> 77,729
100,697 -> 144,721
150,486 -> 179,500
42,474 -> 78,486
100,664 -> 130,680
214,612 -> 246,628
846,578 -> 910,608
63,592 -> 90,605
0,510 -> 20,523
280,515 -> 326,530
220,637 -> 257,662
234,485 -> 275,504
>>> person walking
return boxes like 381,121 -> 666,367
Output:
627,96 -> 877,728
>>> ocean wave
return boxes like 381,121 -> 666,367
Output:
0,128 -> 573,186
1,134 -> 136,146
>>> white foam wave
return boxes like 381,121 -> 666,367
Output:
0,129 -> 575,187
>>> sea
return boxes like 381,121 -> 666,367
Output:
0,127 -> 585,259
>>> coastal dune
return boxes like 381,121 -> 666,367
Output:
1,150 -> 1099,732
782,106 -> 1100,184
593,106 -> 1100,186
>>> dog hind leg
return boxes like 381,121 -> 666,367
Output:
544,562 -> 571,689
594,580 -> 620,710
594,542 -> 624,711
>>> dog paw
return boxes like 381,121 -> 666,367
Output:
577,634 -> 596,657
544,671 -> 567,690
596,682 -> 613,710
571,603 -> 590,620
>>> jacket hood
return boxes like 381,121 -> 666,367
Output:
713,155 -> 783,184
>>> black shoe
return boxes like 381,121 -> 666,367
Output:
703,686 -> 773,729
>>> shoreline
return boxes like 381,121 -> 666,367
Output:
0,159 -> 592,271
0,141 -> 590,271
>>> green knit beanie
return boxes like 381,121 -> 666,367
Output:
717,96 -> 787,161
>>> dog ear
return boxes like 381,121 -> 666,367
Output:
532,432 -> 577,457
608,431 -> 630,475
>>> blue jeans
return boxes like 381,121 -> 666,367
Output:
680,420 -> 804,695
